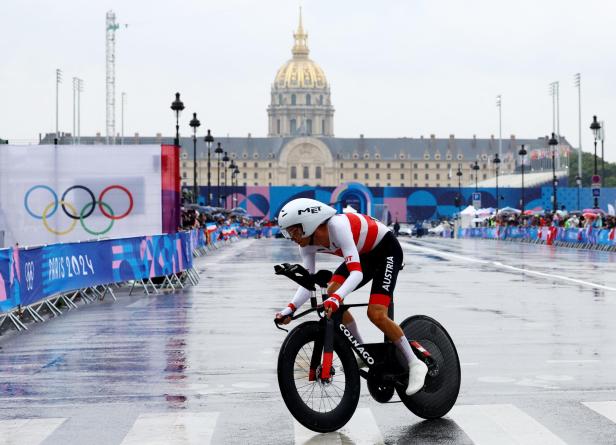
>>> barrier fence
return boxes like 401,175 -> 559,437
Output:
0,223 -> 273,332
458,226 -> 616,250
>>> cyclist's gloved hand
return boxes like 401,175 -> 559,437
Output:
275,303 -> 296,324
323,294 -> 342,313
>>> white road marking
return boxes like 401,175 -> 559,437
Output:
449,404 -> 566,445
583,401 -> 616,423
404,242 -> 616,292
294,408 -> 383,445
546,359 -> 600,364
120,412 -> 219,445
0,418 -> 66,445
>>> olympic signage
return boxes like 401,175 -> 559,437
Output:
0,145 -> 165,247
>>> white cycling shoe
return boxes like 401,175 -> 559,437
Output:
405,360 -> 428,396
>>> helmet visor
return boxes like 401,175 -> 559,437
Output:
281,225 -> 303,240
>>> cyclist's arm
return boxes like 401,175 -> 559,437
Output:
281,247 -> 316,315
328,219 -> 363,300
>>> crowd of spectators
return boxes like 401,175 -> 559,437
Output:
477,210 -> 616,230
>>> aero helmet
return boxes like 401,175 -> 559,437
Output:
278,198 -> 337,238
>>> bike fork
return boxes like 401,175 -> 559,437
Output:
309,317 -> 334,381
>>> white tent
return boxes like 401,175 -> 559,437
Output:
459,205 -> 476,228
342,205 -> 358,214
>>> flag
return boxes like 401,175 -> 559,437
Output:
206,223 -> 217,233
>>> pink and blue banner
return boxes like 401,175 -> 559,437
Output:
458,226 -> 616,248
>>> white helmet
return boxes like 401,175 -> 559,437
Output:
278,198 -> 337,238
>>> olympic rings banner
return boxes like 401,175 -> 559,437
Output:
0,145 -> 166,247
0,230 -> 195,313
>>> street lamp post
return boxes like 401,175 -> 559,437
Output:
229,160 -> 236,209
590,116 -> 601,209
600,121 -> 605,187
204,129 -> 214,206
518,144 -> 527,212
214,142 -> 223,207
575,175 -> 582,210
456,165 -> 463,211
222,151 -> 230,209
493,153 -> 501,214
472,160 -> 480,192
189,112 -> 201,204
170,92 -> 184,147
233,166 -> 240,208
549,133 -> 558,212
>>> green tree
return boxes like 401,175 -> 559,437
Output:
568,151 -> 616,187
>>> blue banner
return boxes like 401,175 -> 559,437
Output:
459,227 -> 616,247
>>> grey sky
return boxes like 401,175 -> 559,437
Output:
1,0 -> 615,161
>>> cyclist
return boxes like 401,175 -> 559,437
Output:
274,198 -> 428,396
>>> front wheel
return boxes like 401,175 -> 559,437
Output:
277,321 -> 361,433
396,315 -> 461,419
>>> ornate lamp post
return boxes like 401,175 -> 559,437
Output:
228,159 -> 236,209
214,142 -> 223,207
575,175 -> 582,210
233,165 -> 240,208
456,165 -> 463,210
493,153 -> 501,214
204,129 -> 214,206
189,112 -> 200,204
518,144 -> 527,212
590,115 -> 602,209
549,133 -> 559,212
170,92 -> 184,147
222,151 -> 230,209
472,160 -> 480,192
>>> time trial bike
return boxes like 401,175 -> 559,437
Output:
273,262 -> 461,433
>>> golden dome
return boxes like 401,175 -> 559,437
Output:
273,9 -> 328,90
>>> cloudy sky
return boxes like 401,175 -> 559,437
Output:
1,0 -> 615,160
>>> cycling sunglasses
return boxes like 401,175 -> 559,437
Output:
281,225 -> 303,240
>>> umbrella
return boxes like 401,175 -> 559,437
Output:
582,212 -> 597,219
583,208 -> 605,215
497,206 -> 521,215
523,210 -> 534,216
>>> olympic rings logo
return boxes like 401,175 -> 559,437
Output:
24,185 -> 134,236
24,261 -> 35,291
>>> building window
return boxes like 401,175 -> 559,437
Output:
436,173 -> 440,180
376,182 -> 380,187
376,163 -> 380,169
483,164 -> 487,170
364,173 -> 369,179
182,182 -> 187,187
182,172 -> 187,178
425,173 -> 429,180
340,162 -> 344,168
278,94 -> 283,104
268,172 -> 272,179
277,120 -> 281,134
414,173 -> 418,180
290,119 -> 297,135
322,119 -> 326,134
254,172 -> 258,179
483,174 -> 487,180
376,173 -> 380,179
387,173 -> 391,179
291,166 -> 297,179
436,163 -> 440,169
413,163 -> 418,169
400,183 -> 404,187
353,172 -> 358,179
400,173 -> 405,179
306,119 -> 312,135
436,183 -> 440,187
243,162 -> 247,168
254,162 -> 258,168
182,162 -> 186,168
364,163 -> 369,169
291,94 -> 296,105
316,166 -> 322,179
243,182 -> 247,186
387,163 -> 391,168
400,163 -> 405,169
447,163 -> 451,169
353,163 -> 358,168
303,166 -> 309,179
340,173 -> 344,179
243,172 -> 247,179
306,94 -> 311,105
268,162 -> 272,168
425,163 -> 429,169
387,183 -> 391,187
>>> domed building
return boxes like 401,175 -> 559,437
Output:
267,11 -> 334,137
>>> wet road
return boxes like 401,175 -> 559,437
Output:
1,237 -> 616,444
